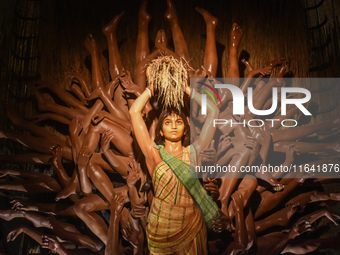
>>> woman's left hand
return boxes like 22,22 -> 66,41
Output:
212,211 -> 232,233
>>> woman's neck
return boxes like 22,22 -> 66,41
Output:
164,140 -> 183,156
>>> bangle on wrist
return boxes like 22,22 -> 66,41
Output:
190,88 -> 195,99
145,87 -> 152,98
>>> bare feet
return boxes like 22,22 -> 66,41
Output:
155,29 -> 167,49
84,34 -> 99,56
164,0 -> 178,24
230,23 -> 243,50
102,12 -> 125,37
195,7 -> 218,27
138,0 -> 151,24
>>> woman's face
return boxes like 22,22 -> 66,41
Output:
160,113 -> 185,143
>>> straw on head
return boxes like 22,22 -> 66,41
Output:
146,55 -> 189,111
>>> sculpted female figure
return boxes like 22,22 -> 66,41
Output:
129,56 -> 219,254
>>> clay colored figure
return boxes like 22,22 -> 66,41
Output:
129,55 -> 219,254
2,1 -> 340,254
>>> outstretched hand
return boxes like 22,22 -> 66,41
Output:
7,227 -> 24,242
10,199 -> 35,213
41,235 -> 63,251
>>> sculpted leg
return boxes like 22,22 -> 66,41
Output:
195,7 -> 218,77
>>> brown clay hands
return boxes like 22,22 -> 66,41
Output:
288,220 -> 312,239
7,227 -> 25,242
10,199 -> 35,213
101,130 -> 115,152
217,134 -> 233,157
120,69 -> 141,95
203,178 -> 220,200
285,145 -> 298,165
126,160 -> 140,187
41,235 -> 63,251
77,146 -> 93,168
92,111 -> 110,125
241,59 -> 272,77
211,210 -> 231,233
120,209 -> 134,240
269,58 -> 288,68
244,136 -> 260,159
201,140 -> 217,164
131,204 -> 148,219
191,66 -> 207,79
111,193 -> 125,215
322,210 -> 340,226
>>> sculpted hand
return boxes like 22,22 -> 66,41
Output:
120,69 -> 141,95
131,204 -> 148,218
41,235 -> 62,251
7,227 -> 24,242
203,178 -> 220,200
212,211 -> 231,233
201,140 -> 217,164
77,146 -> 93,168
126,160 -> 140,187
101,130 -> 115,152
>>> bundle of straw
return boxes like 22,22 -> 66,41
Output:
146,55 -> 188,111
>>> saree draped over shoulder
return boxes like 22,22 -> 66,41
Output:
146,146 -> 208,255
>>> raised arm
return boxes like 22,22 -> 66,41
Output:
129,89 -> 158,175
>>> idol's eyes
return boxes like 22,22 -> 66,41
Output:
163,119 -> 183,125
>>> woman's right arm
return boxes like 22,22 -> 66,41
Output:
129,89 -> 158,173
